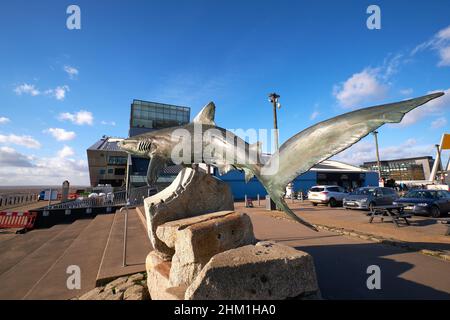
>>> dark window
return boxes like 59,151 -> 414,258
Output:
310,187 -> 324,192
327,187 -> 340,192
107,169 -> 114,174
99,169 -> 106,175
115,168 -> 126,175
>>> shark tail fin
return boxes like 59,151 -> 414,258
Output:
269,192 -> 318,232
249,165 -> 318,232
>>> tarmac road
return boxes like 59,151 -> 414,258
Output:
245,210 -> 450,299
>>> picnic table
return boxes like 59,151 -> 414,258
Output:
368,204 -> 412,227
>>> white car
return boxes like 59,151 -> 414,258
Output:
308,185 -> 348,207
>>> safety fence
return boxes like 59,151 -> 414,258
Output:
0,211 -> 37,230
0,194 -> 39,210
41,186 -> 154,210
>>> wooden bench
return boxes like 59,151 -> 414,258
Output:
368,205 -> 411,227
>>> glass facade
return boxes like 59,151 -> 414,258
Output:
130,100 -> 190,132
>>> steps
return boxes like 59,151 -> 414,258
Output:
95,208 -> 152,285
0,208 -> 152,300
22,213 -> 115,300
0,224 -> 68,276
0,219 -> 92,299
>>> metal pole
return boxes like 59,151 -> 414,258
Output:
257,194 -> 260,206
123,153 -> 132,267
48,188 -> 52,208
372,131 -> 382,184
435,144 -> 444,184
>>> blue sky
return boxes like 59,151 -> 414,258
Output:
0,0 -> 449,185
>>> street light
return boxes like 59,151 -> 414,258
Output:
372,131 -> 382,186
268,93 -> 281,151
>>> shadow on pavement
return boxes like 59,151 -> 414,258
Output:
292,242 -> 450,299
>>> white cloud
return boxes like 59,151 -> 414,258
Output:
413,25 -> 450,67
59,110 -> 94,125
14,83 -> 40,96
333,139 -> 436,166
438,46 -> 450,67
101,120 -> 116,126
0,117 -> 10,124
399,88 -> 413,96
0,147 -> 89,186
309,111 -> 320,120
57,145 -> 75,158
0,134 -> 41,149
63,65 -> 79,79
333,68 -> 388,108
396,88 -> 450,127
0,146 -> 34,167
431,117 -> 447,129
45,85 -> 69,101
44,128 -> 76,141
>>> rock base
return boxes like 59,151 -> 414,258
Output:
146,211 -> 321,300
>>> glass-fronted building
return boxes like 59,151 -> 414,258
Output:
129,100 -> 190,137
362,156 -> 437,182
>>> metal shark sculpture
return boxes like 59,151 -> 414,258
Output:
118,92 -> 444,231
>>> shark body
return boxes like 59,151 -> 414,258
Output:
118,92 -> 445,231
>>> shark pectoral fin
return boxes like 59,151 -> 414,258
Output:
243,168 -> 254,183
146,155 -> 167,186
218,164 -> 235,176
192,102 -> 216,126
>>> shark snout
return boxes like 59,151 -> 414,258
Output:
118,139 -> 139,152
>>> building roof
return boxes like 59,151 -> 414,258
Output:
87,137 -> 124,152
363,156 -> 433,165
311,160 -> 372,173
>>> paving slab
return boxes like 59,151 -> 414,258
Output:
0,219 -> 92,300
23,213 -> 115,300
96,209 -> 152,285
236,203 -> 450,299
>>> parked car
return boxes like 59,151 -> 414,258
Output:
393,189 -> 450,218
308,185 -> 348,207
343,187 -> 398,211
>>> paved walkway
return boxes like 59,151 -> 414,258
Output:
239,205 -> 450,299
0,209 -> 151,300
237,200 -> 450,254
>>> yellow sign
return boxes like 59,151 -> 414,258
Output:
442,134 -> 450,150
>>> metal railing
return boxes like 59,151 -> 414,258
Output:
43,186 -> 154,210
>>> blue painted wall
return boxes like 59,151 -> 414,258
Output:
215,169 -> 379,200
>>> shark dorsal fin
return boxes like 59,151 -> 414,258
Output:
193,102 -> 216,126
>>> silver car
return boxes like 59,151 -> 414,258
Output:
343,187 -> 398,211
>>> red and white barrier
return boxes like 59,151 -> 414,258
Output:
0,211 -> 37,230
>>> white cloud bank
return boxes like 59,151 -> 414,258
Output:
0,134 -> 41,149
333,138 -> 436,166
59,110 -> 94,125
413,25 -> 450,67
44,128 -> 76,141
64,65 -> 79,79
0,117 -> 10,124
14,83 -> 69,101
333,68 -> 388,108
0,146 -> 89,186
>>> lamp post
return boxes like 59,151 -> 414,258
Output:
372,131 -> 382,185
268,93 -> 281,151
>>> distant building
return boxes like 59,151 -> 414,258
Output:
362,156 -> 438,183
87,137 -> 128,187
87,136 -> 184,188
216,159 -> 379,200
129,99 -> 190,137
87,99 -> 190,188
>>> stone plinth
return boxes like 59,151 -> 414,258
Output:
144,168 -> 234,258
156,211 -> 256,287
185,241 -> 321,300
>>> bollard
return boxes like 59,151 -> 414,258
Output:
257,194 -> 260,206
244,194 -> 248,208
